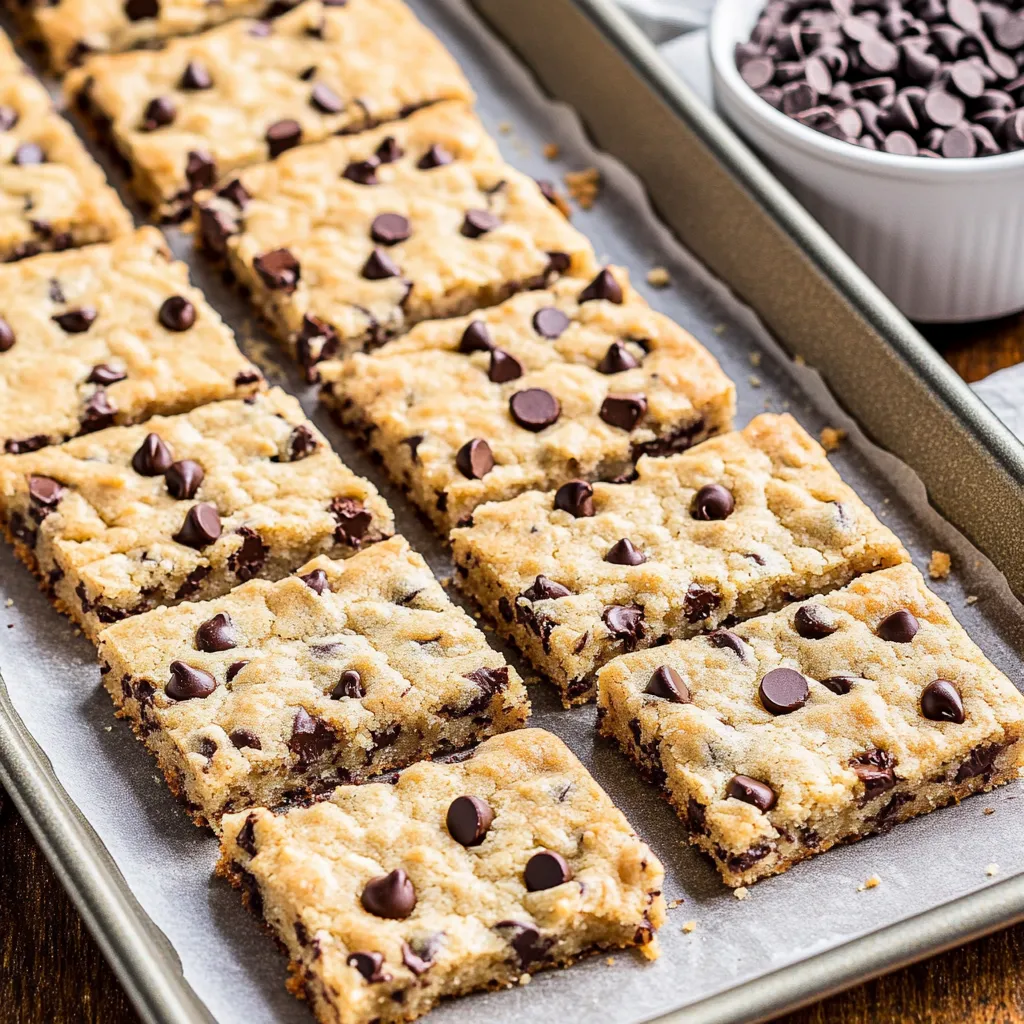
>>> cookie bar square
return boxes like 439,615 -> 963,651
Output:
6,0 -> 267,72
97,536 -> 529,826
0,227 -> 263,455
0,29 -> 130,260
65,0 -> 474,220
451,414 -> 909,705
218,728 -> 664,1024
321,266 -> 736,531
194,101 -> 596,368
0,388 -> 393,640
597,563 -> 1024,887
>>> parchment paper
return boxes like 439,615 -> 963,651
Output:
2,2 -> 1023,1022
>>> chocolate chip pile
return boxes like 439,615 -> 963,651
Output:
736,0 -> 1024,156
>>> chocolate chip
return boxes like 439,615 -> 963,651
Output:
329,497 -> 372,545
600,393 -> 647,431
52,307 -> 96,333
597,341 -> 640,374
605,538 -> 646,566
645,665 -> 690,703
0,317 -> 14,351
523,575 -> 571,601
158,296 -> 196,332
5,437 -> 48,454
376,137 -> 403,163
402,937 -> 439,975
579,269 -> 623,304
180,61 -> 212,90
494,922 -> 551,967
0,107 -> 18,132
921,679 -> 965,723
28,475 -> 65,507
229,728 -> 261,749
289,707 -> 335,766
488,348 -> 523,383
332,669 -> 365,699
417,144 -> 453,169
166,460 -> 204,500
266,119 -> 302,157
446,795 -> 494,846
554,479 -> 594,517
166,661 -> 217,701
141,96 -> 175,131
217,179 -> 250,210
226,662 -> 249,683
300,568 -> 328,594
311,83 -> 343,113
759,667 -> 809,715
124,0 -> 159,19
185,150 -> 216,191
132,433 -> 173,476
456,438 -> 494,480
727,775 -> 777,812
370,213 -> 410,245
254,248 -> 300,291
602,605 -> 645,645
81,390 -> 116,433
361,868 -> 416,918
196,612 -> 237,652
708,629 -> 747,658
876,608 -> 919,643
173,502 -> 221,548
742,54 -> 775,89
924,89 -> 965,127
361,247 -> 401,280
12,143 -> 44,166
531,307 -> 570,339
459,320 -> 493,353
850,748 -> 897,799
198,205 -> 237,254
343,158 -> 379,185
794,603 -> 839,639
87,364 -> 126,385
822,674 -> 858,694
509,388 -> 559,431
347,952 -> 389,983
524,850 -> 572,891
229,527 -> 267,581
691,483 -> 734,520
461,209 -> 500,237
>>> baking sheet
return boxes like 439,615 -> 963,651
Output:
2,2 -> 1024,1022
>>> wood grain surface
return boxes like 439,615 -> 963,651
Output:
2,318 -> 1023,1024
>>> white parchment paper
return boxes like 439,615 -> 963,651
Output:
2,3 -> 1024,1023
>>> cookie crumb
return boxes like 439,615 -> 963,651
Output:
986,863 -> 999,877
794,354 -> 806,366
4,598 -> 12,607
666,897 -> 685,910
564,167 -> 601,209
497,121 -> 513,135
682,920 -> 697,934
639,937 -> 661,960
928,551 -> 952,580
984,807 -> 995,815
857,875 -> 881,891
749,351 -> 762,367
819,427 -> 847,452
749,375 -> 762,388
646,266 -> 670,288
733,886 -> 749,900
713,323 -> 726,336
966,594 -> 978,606
606,957 -> 616,966
543,142 -> 560,160
518,973 -> 531,986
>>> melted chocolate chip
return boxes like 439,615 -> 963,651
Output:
683,582 -> 719,623
727,775 -> 777,812
446,795 -> 494,846
645,665 -> 690,703
605,538 -> 646,565
87,364 -> 126,385
173,502 -> 221,548
822,674 -> 858,695
921,679 -> 965,723
166,661 -> 217,701
708,629 -> 747,659
235,813 -> 258,856
401,937 -> 439,976
759,667 -> 809,715
494,922 -> 551,968
347,951 -> 390,983
300,569 -> 328,594
376,136 -> 403,163
132,433 -> 173,476
52,307 -> 96,333
361,868 -> 416,919
28,475 -> 65,507
287,425 -> 318,461
456,438 -> 494,480
81,390 -> 116,433
217,178 -> 250,209
158,296 -> 196,332
524,849 -> 573,891
329,497 -> 372,545
522,575 -> 570,601
602,605 -> 645,646
185,150 -> 216,191
196,611 -> 237,652
229,527 -> 267,581
254,248 -> 300,291
554,479 -> 594,517
332,669 -> 365,699
230,727 -> 261,749
166,460 -> 204,500
850,748 -> 898,800
288,708 -> 335,767
600,393 -> 647,431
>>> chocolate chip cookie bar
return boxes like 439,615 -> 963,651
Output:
451,414 -> 908,705
0,29 -> 130,260
97,536 -> 528,826
0,388 -> 393,640
218,728 -> 665,1024
0,227 -> 263,455
597,563 -> 1024,887
5,0 -> 267,72
193,102 -> 596,370
321,266 -> 735,531
65,0 -> 474,220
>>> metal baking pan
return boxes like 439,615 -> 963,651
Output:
3,2 -> 1024,1023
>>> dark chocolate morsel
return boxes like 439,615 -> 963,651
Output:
708,629 -> 747,658
361,868 -> 417,919
645,665 -> 690,703
300,569 -> 328,594
229,727 -> 261,749
370,212 -> 411,246
597,341 -> 639,374
196,611 -> 237,652
921,679 -> 965,723
172,502 -> 221,548
266,118 -> 302,157
554,479 -> 594,518
347,951 -> 390,983
166,459 -> 205,500
87,364 -> 127,385
758,667 -> 809,715
158,296 -> 196,332
605,538 -> 646,565
28,475 -> 65,507
522,575 -> 571,601
446,795 -> 494,846
53,307 -> 97,333
332,669 -> 365,700
876,609 -> 919,643
458,320 -> 493,353
509,388 -> 560,431
794,603 -> 839,639
524,849 -> 573,891
456,438 -> 494,480
166,661 -> 217,701
461,209 -> 500,238
600,393 -> 647,431
727,775 -> 777,812
691,483 -> 734,521
532,307 -> 570,339
488,348 -> 523,384
578,268 -> 623,304
132,433 -> 173,476
254,248 -> 300,291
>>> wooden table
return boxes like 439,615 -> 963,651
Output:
3,319 -> 1023,1024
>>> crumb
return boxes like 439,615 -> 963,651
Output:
819,427 -> 847,452
749,375 -> 762,388
749,351 -> 762,366
986,863 -> 999,877
518,973 -> 531,986
4,598 -> 12,607
646,266 -> 670,288
440,576 -> 452,587
74,628 -> 82,636
564,167 -> 601,209
104,725 -> 112,732
928,551 -> 952,580
713,323 -> 726,335
639,937 -> 661,960
857,875 -> 881,891
606,957 -> 616,966
497,121 -> 513,135
984,807 -> 995,815
966,595 -> 978,606
6,624 -> 11,629
733,886 -> 749,900
794,354 -> 806,366
543,142 -> 560,160
666,897 -> 685,910
682,920 -> 697,934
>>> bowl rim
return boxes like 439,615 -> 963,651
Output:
709,0 -> 1024,180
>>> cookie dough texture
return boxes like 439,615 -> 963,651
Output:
194,101 -> 596,365
6,0 -> 267,71
322,266 -> 736,531
65,0 -> 474,219
0,227 -> 262,455
98,536 -> 529,826
0,29 -> 130,259
218,729 -> 665,1024
597,564 -> 1024,886
0,388 -> 393,640
452,414 -> 909,705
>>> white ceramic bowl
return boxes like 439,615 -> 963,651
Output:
710,0 -> 1024,322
